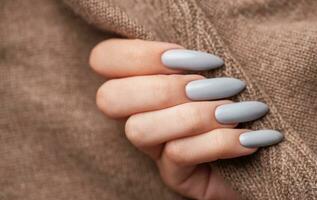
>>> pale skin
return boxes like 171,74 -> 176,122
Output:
89,39 -> 258,200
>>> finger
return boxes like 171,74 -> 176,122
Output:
90,39 -> 183,77
125,101 -> 237,148
156,129 -> 257,199
96,74 -> 203,118
125,100 -> 269,158
162,129 -> 257,167
89,39 -> 224,78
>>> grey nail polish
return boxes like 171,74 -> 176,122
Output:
215,101 -> 269,124
239,130 -> 284,148
161,49 -> 224,71
185,78 -> 245,101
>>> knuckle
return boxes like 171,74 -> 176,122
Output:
96,80 -> 119,117
89,39 -> 118,75
89,41 -> 106,70
164,141 -> 189,166
125,115 -> 146,147
96,83 -> 107,110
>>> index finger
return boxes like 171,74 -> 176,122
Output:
89,39 -> 224,78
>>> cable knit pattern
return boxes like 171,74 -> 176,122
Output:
1,0 -> 316,199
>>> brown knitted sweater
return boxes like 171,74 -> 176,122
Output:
1,0 -> 316,199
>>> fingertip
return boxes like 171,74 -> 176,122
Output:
89,41 -> 103,72
95,80 -> 124,119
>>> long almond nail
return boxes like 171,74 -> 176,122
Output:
239,130 -> 284,148
185,78 -> 246,100
215,101 -> 269,124
161,49 -> 224,71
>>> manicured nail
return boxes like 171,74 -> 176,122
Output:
161,49 -> 224,71
215,101 -> 269,124
239,130 -> 284,148
185,78 -> 246,100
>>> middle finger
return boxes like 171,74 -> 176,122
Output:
96,75 -> 246,118
96,74 -> 202,118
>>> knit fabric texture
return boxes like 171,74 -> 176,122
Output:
1,0 -> 317,199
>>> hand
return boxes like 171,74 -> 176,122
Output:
89,39 -> 283,199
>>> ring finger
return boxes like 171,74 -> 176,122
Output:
125,100 -> 269,158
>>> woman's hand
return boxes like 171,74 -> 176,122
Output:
89,39 -> 283,200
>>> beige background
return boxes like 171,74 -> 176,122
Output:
1,0 -> 316,199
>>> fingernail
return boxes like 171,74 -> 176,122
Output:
185,78 -> 246,100
215,101 -> 269,124
239,130 -> 284,148
161,49 -> 224,71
